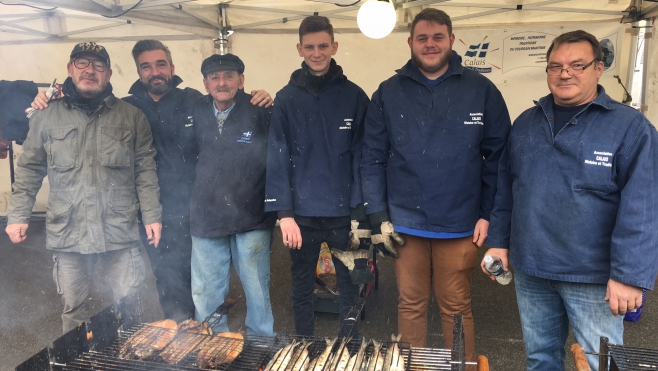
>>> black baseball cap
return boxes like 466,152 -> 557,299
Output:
201,53 -> 245,76
70,42 -> 110,65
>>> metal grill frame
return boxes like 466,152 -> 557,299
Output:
600,336 -> 658,371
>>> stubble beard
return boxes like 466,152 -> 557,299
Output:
411,48 -> 453,76
145,75 -> 173,96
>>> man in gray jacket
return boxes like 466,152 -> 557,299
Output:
5,42 -> 162,333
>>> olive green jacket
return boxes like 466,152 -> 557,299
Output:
7,95 -> 162,253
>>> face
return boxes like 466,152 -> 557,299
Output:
67,52 -> 112,98
137,49 -> 175,98
296,31 -> 338,76
408,20 -> 455,78
203,69 -> 245,109
547,41 -> 603,107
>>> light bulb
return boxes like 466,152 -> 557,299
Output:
357,0 -> 396,39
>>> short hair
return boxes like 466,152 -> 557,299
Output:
299,15 -> 334,43
411,8 -> 452,38
131,39 -> 173,68
546,30 -> 603,63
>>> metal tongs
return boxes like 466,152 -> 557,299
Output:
203,298 -> 238,330
26,78 -> 58,118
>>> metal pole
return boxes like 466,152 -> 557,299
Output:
625,23 -> 639,99
640,20 -> 653,115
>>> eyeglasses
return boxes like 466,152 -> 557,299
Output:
73,57 -> 108,72
546,59 -> 597,76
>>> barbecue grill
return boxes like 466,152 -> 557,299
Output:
16,294 -> 486,371
570,337 -> 658,371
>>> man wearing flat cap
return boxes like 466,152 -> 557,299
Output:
189,53 -> 276,335
5,42 -> 162,333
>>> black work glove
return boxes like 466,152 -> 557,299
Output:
349,204 -> 371,250
369,210 -> 405,258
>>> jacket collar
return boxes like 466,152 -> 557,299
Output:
127,75 -> 184,99
289,59 -> 346,92
396,52 -> 464,86
536,84 -> 614,120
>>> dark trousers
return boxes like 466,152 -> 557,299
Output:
290,225 -> 360,337
140,216 -> 195,322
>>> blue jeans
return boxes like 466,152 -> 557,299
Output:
191,229 -> 274,336
515,271 -> 624,371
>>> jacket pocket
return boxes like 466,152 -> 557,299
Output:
105,199 -> 141,243
46,202 -> 79,249
128,247 -> 146,288
45,126 -> 78,170
574,144 -> 618,194
100,126 -> 132,167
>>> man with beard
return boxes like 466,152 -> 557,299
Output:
33,40 -> 273,323
360,9 -> 511,366
6,42 -> 162,333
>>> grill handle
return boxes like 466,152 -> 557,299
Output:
571,343 -> 591,371
477,355 -> 490,371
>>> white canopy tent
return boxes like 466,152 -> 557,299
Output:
0,0 -> 656,213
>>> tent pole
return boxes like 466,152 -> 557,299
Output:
625,23 -> 640,96
640,20 -> 653,116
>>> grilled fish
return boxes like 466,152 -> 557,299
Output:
118,319 -> 178,360
197,332 -> 244,369
161,319 -> 212,364
388,335 -> 404,371
312,338 -> 337,371
265,340 -> 298,371
366,341 -> 383,371
333,338 -> 352,371
346,338 -> 368,371
289,341 -> 311,371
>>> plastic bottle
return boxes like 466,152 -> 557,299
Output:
483,255 -> 513,285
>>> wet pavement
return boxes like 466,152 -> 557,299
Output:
1,219 -> 656,371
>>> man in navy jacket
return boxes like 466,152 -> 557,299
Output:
361,9 -> 511,364
265,16 -> 370,337
483,30 -> 658,371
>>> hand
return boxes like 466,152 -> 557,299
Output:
279,217 -> 302,249
145,223 -> 162,248
31,91 -> 50,110
480,247 -> 509,280
349,220 -> 371,250
605,279 -> 643,316
371,221 -> 405,258
6,223 -> 29,244
472,218 -> 489,247
250,89 -> 273,108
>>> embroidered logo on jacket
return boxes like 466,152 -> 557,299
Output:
584,151 -> 613,168
339,118 -> 353,130
464,112 -> 484,125
185,116 -> 194,127
237,131 -> 253,143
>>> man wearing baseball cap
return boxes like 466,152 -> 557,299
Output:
188,53 -> 276,335
6,42 -> 162,333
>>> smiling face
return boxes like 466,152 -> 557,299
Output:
547,41 -> 603,107
203,69 -> 245,111
296,31 -> 338,76
67,52 -> 112,98
136,49 -> 175,100
408,20 -> 455,79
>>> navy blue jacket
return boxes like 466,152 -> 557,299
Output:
265,64 -> 369,217
486,86 -> 658,290
123,76 -> 201,221
361,55 -> 511,232
190,91 -> 276,238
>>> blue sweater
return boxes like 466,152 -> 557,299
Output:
486,86 -> 658,289
361,54 -> 511,232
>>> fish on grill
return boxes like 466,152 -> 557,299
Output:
265,340 -> 299,371
387,335 -> 405,371
311,338 -> 336,371
197,332 -> 244,369
118,319 -> 178,360
160,319 -> 213,364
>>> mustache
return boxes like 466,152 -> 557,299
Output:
80,74 -> 98,82
148,75 -> 168,84
214,87 -> 232,93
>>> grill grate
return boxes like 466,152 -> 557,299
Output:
606,343 -> 658,371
